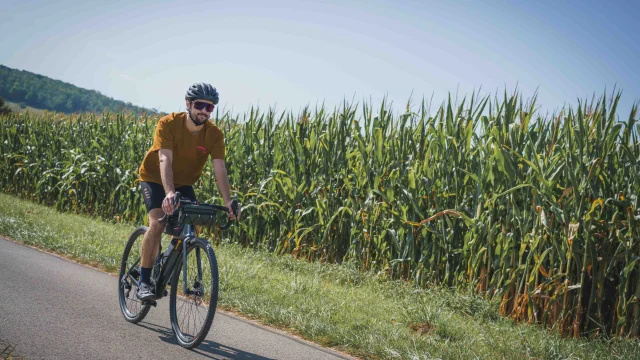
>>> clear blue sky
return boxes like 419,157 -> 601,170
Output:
1,0 -> 638,117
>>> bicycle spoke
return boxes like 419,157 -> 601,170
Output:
177,291 -> 206,337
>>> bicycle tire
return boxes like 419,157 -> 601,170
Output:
169,237 -> 219,349
118,226 -> 152,323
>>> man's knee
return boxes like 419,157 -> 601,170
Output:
147,209 -> 166,234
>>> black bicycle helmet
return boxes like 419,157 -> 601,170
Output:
185,83 -> 219,104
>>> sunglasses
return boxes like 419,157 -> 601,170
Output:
192,101 -> 215,112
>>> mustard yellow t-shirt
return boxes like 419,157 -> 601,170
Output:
138,112 -> 225,187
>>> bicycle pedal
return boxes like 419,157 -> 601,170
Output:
141,300 -> 157,307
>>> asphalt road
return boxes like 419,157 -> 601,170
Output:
0,237 -> 353,360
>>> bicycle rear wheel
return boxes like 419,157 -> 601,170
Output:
169,237 -> 219,349
118,226 -> 152,323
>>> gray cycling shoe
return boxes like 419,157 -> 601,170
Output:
136,282 -> 155,301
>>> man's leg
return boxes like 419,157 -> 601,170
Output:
137,182 -> 166,300
141,209 -> 165,268
137,209 -> 165,300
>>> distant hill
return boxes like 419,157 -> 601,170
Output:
0,64 -> 160,114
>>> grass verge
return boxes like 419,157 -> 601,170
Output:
0,337 -> 24,360
1,193 -> 639,359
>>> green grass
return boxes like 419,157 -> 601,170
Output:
1,193 -> 639,359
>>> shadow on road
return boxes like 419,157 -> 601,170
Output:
137,322 -> 274,360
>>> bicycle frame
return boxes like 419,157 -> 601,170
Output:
152,223 -> 198,301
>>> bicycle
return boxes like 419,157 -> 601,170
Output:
118,192 -> 238,349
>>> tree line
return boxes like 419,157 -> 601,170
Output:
0,64 -> 159,114
0,96 -> 11,115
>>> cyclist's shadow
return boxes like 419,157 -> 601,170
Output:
138,322 -> 274,360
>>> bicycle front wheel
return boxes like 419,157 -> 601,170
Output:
169,237 -> 219,349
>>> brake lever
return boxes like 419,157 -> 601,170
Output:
220,200 -> 239,230
158,191 -> 182,224
231,200 -> 239,218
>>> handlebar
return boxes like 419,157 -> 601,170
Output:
158,191 -> 239,231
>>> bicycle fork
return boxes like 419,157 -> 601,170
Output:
182,235 -> 203,296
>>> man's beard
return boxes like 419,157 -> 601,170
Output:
189,110 -> 207,126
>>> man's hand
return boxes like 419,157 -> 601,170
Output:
226,200 -> 239,221
162,191 -> 179,215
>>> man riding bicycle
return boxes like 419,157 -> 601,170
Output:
136,82 -> 236,301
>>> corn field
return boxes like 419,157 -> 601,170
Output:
1,91 -> 639,338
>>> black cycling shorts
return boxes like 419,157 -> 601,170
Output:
140,181 -> 197,212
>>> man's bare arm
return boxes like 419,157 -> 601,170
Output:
213,158 -> 235,219
159,149 -> 177,213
